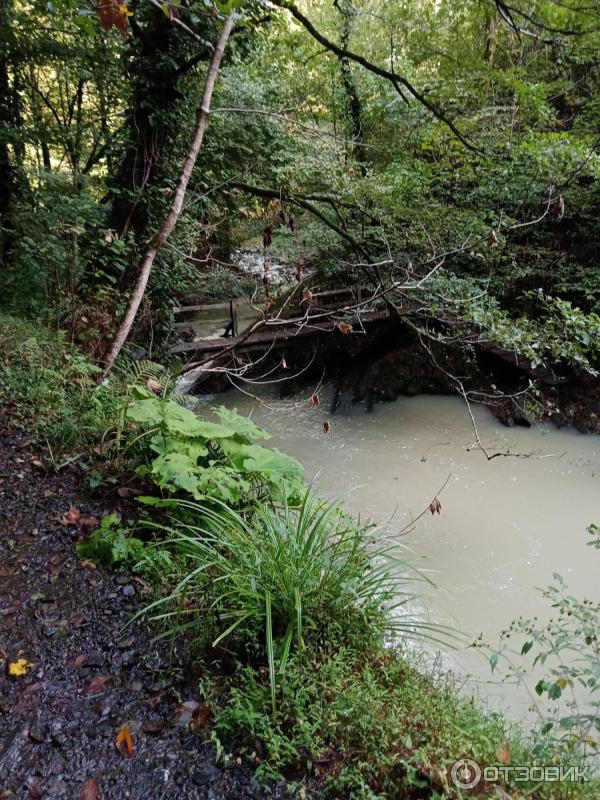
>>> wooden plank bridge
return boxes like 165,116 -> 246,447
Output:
171,287 -> 380,358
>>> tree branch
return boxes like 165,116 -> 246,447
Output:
266,0 -> 485,156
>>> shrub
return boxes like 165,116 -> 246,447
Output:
124,391 -> 305,504
487,527 -> 600,768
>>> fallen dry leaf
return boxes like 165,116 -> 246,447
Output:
174,700 -> 201,726
146,378 -> 162,395
80,778 -> 101,800
79,560 -> 97,570
116,486 -> 142,499
191,704 -> 211,731
115,723 -> 133,757
25,777 -> 44,799
322,421 -> 330,434
73,654 -> 87,669
84,675 -> 111,694
79,516 -> 99,530
8,658 -> 32,677
62,507 -> 81,525
338,322 -> 353,334
309,393 -> 320,407
496,741 -> 511,764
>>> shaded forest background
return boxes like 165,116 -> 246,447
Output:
1,0 -> 600,383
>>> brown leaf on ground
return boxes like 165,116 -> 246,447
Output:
7,658 -> 32,678
309,393 -> 320,407
191,705 -> 211,731
61,507 -> 81,525
338,322 -> 353,334
73,654 -> 87,669
174,700 -> 200,725
322,421 -> 330,434
79,560 -> 97,570
80,778 -> 101,800
116,486 -> 142,499
84,675 -> 111,694
146,378 -> 162,395
115,724 -> 133,757
496,741 -> 511,763
25,777 -> 44,799
79,516 -> 99,530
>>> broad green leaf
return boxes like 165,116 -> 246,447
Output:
151,451 -> 200,495
212,405 -> 271,440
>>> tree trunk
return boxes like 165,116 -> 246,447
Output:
102,17 -> 235,375
336,0 -> 365,173
0,0 -> 19,265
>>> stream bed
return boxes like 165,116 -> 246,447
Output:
206,388 -> 600,721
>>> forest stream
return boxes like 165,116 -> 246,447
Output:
206,389 -> 600,721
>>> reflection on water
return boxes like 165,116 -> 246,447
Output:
203,388 -> 600,720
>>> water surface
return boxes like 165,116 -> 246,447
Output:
210,389 -> 600,718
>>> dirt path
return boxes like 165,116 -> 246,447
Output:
0,427 -> 292,800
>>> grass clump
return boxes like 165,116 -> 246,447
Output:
141,494 -> 434,708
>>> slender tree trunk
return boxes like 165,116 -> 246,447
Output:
336,0 -> 365,173
0,0 -> 19,265
102,17 -> 234,374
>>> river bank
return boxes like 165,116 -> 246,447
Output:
1,315 -> 599,799
184,310 -> 600,435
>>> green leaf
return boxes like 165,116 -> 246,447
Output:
548,683 -> 563,700
151,451 -> 200,495
127,398 -> 236,439
212,405 -> 271,440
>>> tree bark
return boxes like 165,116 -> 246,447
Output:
102,17 -> 235,375
336,0 -> 365,173
0,0 -> 20,265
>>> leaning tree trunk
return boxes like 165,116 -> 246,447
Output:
102,17 -> 234,375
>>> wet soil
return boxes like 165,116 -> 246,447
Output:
0,428 -> 296,800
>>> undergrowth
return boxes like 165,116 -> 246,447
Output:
0,314 -> 119,452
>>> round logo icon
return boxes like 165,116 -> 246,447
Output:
450,758 -> 482,789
